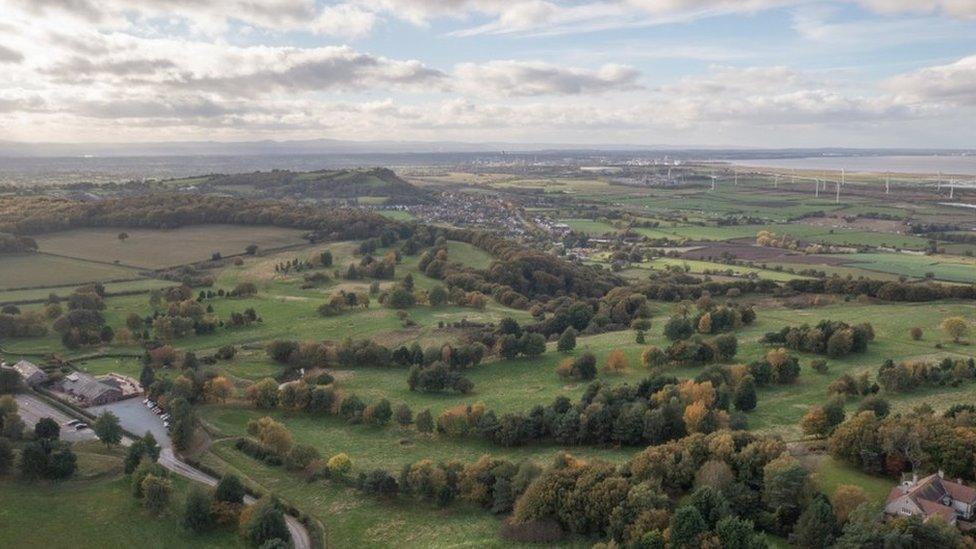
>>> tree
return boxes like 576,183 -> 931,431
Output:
416,409 -> 434,434
182,486 -> 213,532
664,316 -> 694,342
205,376 -> 234,403
0,368 -> 21,393
519,333 -> 546,357
0,437 -> 12,476
139,363 -> 156,391
557,328 -> 577,352
328,453 -> 352,479
831,485 -> 868,524
394,403 -> 413,427
669,506 -> 707,549
641,346 -> 666,369
142,474 -> 173,516
243,497 -> 289,548
941,316 -> 969,343
428,286 -> 448,307
19,440 -> 49,479
496,334 -> 520,360
604,349 -> 629,374
93,411 -> 122,448
733,376 -> 757,412
793,496 -> 838,548
364,399 -> 392,427
214,473 -> 245,504
246,378 -> 279,409
715,516 -> 763,549
800,407 -> 831,438
34,417 -> 60,440
762,453 -> 808,527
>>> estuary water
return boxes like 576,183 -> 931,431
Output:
732,155 -> 976,177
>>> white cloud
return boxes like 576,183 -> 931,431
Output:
455,60 -> 641,96
887,55 -> 976,106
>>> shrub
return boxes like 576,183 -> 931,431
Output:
811,359 -> 829,374
327,453 -> 352,479
909,327 -> 923,341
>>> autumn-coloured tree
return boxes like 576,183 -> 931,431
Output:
831,484 -> 868,524
800,406 -> 830,438
205,376 -> 234,403
941,316 -> 970,343
683,401 -> 709,433
246,416 -> 293,456
604,349 -> 629,374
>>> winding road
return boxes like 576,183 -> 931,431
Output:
19,391 -> 314,548
157,448 -> 311,549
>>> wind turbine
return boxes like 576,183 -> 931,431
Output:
835,181 -> 840,204
842,168 -> 846,186
774,174 -> 779,188
815,179 -> 820,198
885,173 -> 890,195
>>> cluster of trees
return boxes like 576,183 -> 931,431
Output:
0,231 -> 37,253
508,430 -> 807,545
408,363 -> 474,394
555,352 -> 597,381
747,348 -> 802,386
0,193 -> 399,242
830,406 -> 976,480
877,357 -> 976,393
665,333 -> 739,367
317,290 -> 370,316
786,277 -> 976,302
273,257 -> 313,274
344,251 -> 397,281
434,373 -> 750,448
0,404 -> 78,481
53,287 -> 114,349
245,378 -> 401,431
265,338 -> 395,372
762,320 -> 874,358
0,308 -> 47,339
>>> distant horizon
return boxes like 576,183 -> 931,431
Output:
1,1 -> 975,147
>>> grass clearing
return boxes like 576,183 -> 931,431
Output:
34,225 -> 308,269
0,253 -> 141,290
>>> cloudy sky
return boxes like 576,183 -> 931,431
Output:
0,0 -> 974,147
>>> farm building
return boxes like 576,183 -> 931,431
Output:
9,360 -> 48,387
885,472 -> 976,526
61,372 -> 123,406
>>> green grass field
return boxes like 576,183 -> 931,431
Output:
0,278 -> 176,304
0,253 -> 142,290
33,225 -> 308,269
643,257 -> 809,281
0,443 -> 239,549
841,253 -> 976,283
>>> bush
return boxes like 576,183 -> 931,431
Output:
910,327 -> 923,341
285,444 -> 321,471
811,359 -> 829,374
327,453 -> 352,479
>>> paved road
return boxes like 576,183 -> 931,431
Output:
156,448 -> 311,549
15,391 -> 313,549
14,394 -> 97,443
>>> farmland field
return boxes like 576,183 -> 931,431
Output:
0,253 -> 141,289
33,225 -> 308,269
0,277 -> 176,304
840,252 -> 976,283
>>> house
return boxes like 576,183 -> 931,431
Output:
61,372 -> 123,406
11,360 -> 48,387
885,471 -> 976,525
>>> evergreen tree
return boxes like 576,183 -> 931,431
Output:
793,496 -> 838,548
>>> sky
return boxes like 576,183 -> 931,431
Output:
0,0 -> 974,148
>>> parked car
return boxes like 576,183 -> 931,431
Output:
75,424 -> 88,431
66,419 -> 80,426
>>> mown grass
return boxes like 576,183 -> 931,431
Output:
0,278 -> 176,305
0,253 -> 141,289
201,441 -> 595,549
841,253 -> 976,283
0,444 -> 239,549
33,225 -> 308,269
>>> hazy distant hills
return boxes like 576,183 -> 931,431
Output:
1,138 -> 971,159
